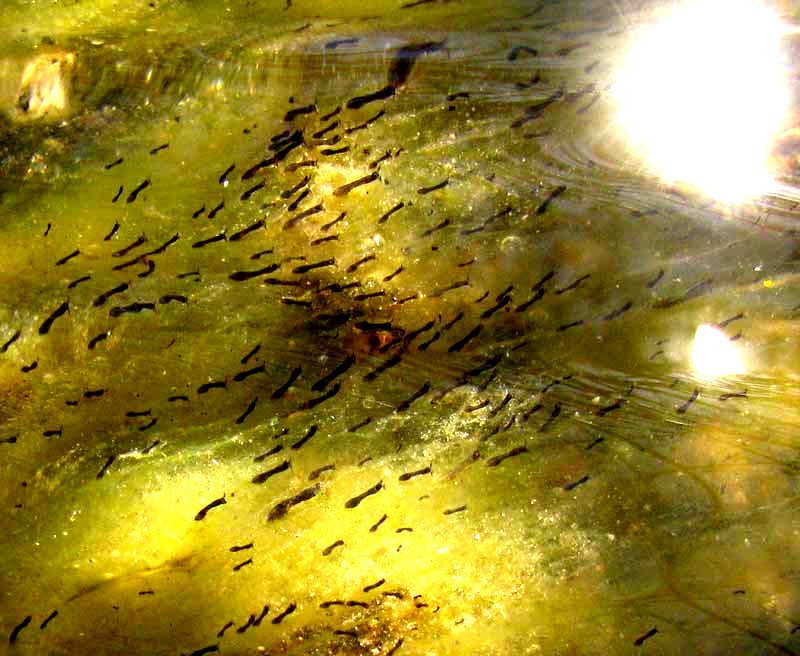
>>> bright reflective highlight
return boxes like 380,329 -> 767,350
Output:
692,324 -> 746,377
614,0 -> 789,201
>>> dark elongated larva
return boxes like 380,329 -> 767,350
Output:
312,355 -> 355,392
254,605 -> 269,625
508,45 -> 538,60
159,294 -> 187,305
1,329 -> 20,352
197,381 -> 227,394
364,354 -> 403,382
564,475 -> 589,491
444,505 -> 467,515
142,440 -> 161,454
284,202 -> 324,229
719,390 -> 747,401
346,85 -> 394,109
334,171 -> 379,196
252,460 -> 290,484
633,627 -> 658,646
268,484 -> 320,521
448,324 -> 482,352
421,218 -> 450,237
677,388 -> 700,414
96,455 -> 116,479
486,446 -> 529,467
555,273 -> 590,294
345,109 -> 386,133
303,382 -> 341,410
194,495 -> 227,520
309,464 -> 335,480
349,417 -> 372,432
399,465 -> 432,481
369,514 -> 388,532
321,211 -> 346,232
481,295 -> 511,319
141,233 -> 179,257
229,264 -> 280,281
241,343 -> 261,364
539,403 -> 562,432
488,393 -> 512,418
347,254 -> 376,273
230,220 -> 264,240
236,397 -> 259,424
363,579 -> 385,592
39,301 -> 69,335
192,232 -> 226,248
718,312 -> 744,328
103,223 -> 122,241
9,615 -> 32,643
323,540 -> 345,556
110,302 -> 155,317
254,444 -> 283,462
417,178 -> 449,195
208,201 -> 225,219
293,258 -> 335,274
93,283 -> 129,307
88,332 -> 109,349
535,185 -> 566,214
378,201 -> 405,224
596,400 -> 623,416
334,629 -> 358,638
271,602 -> 297,624
230,543 -> 253,552
219,163 -> 235,184
321,146 -> 349,155
40,610 -> 58,629
234,364 -> 266,382
126,179 -> 150,203
68,275 -> 91,289
272,366 -> 302,399
285,104 -> 315,121
345,481 -> 383,508
556,319 -> 584,332
287,188 -> 310,212
56,249 -> 80,266
291,425 -> 317,450
602,301 -> 633,321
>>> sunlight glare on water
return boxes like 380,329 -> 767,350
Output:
613,0 -> 790,201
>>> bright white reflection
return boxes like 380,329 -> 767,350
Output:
614,0 -> 789,201
692,324 -> 745,377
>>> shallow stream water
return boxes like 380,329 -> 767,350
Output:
1,1 -> 800,654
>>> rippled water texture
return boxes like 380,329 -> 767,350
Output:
1,0 -> 800,654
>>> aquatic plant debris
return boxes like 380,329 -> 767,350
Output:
1,0 -> 800,655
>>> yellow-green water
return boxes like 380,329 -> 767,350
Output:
1,1 -> 800,654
